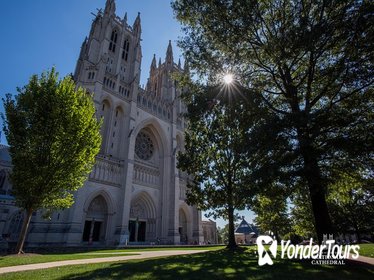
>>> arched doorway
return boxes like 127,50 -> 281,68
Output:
179,209 -> 188,244
129,192 -> 156,242
82,195 -> 108,243
6,211 -> 24,242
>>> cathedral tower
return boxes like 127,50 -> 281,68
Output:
0,0 -> 204,247
71,0 -> 203,246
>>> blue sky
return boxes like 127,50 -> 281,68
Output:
0,0 -> 183,94
0,0 -> 255,228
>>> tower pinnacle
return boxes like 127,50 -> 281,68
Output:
104,0 -> 116,16
166,40 -> 173,65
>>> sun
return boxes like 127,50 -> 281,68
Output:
223,73 -> 234,85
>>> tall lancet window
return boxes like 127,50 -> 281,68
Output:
100,100 -> 111,152
111,107 -> 123,155
122,39 -> 130,61
109,30 -> 118,52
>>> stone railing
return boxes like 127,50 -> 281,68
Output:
133,163 -> 160,187
89,155 -> 123,187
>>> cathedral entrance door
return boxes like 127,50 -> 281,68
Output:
82,195 -> 108,243
129,220 -> 146,242
179,209 -> 188,244
82,220 -> 103,242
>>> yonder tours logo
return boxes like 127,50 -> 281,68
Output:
256,234 -> 360,266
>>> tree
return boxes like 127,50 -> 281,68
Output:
172,0 -> 374,242
290,186 -> 317,239
217,225 -> 228,244
327,171 -> 374,242
252,190 -> 291,242
177,82 -> 255,249
2,69 -> 101,253
217,222 -> 240,244
289,172 -> 374,242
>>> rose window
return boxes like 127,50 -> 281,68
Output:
135,132 -> 154,160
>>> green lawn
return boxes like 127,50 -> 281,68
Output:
1,248 -> 373,280
0,252 -> 137,268
0,246 -> 221,268
359,244 -> 374,258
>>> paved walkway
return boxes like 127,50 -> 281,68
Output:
1,250 -> 372,275
348,255 -> 374,266
0,250 -> 208,275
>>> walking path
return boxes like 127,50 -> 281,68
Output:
0,249 -> 208,275
1,250 -> 372,275
348,255 -> 374,266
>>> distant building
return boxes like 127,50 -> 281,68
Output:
0,0 -> 203,247
201,220 -> 218,244
234,217 -> 259,245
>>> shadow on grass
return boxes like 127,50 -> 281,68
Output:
57,248 -> 373,280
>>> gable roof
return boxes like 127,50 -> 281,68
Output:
235,217 -> 259,235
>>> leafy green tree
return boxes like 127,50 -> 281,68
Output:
327,171 -> 374,242
290,186 -> 317,239
217,224 -> 228,245
217,222 -> 240,244
2,69 -> 101,253
290,173 -> 374,242
172,0 -> 374,242
177,83 -> 255,249
252,190 -> 291,241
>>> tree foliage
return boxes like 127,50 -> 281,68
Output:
290,186 -> 317,239
252,190 -> 291,241
173,0 -> 374,242
2,69 -> 101,253
327,171 -> 374,242
177,81 -> 257,249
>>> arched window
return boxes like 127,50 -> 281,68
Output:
100,100 -> 111,152
109,30 -> 118,52
135,131 -> 154,161
111,107 -> 123,155
122,39 -> 130,61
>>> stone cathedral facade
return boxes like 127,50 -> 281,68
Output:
0,0 -> 204,247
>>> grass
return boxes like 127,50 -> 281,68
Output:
84,246 -> 223,253
0,252 -> 137,268
0,246 -> 221,268
1,247 -> 373,280
359,244 -> 374,258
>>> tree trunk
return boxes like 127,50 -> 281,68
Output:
353,222 -> 362,243
15,209 -> 33,254
300,143 -> 334,243
274,230 -> 280,243
226,182 -> 237,249
227,204 -> 237,249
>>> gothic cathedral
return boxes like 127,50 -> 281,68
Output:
0,0 -> 203,247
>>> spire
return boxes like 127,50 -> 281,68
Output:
166,40 -> 173,64
133,12 -> 141,38
123,12 -> 127,24
178,58 -> 181,69
158,57 -> 162,68
151,54 -> 157,69
149,54 -> 157,76
104,0 -> 116,16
